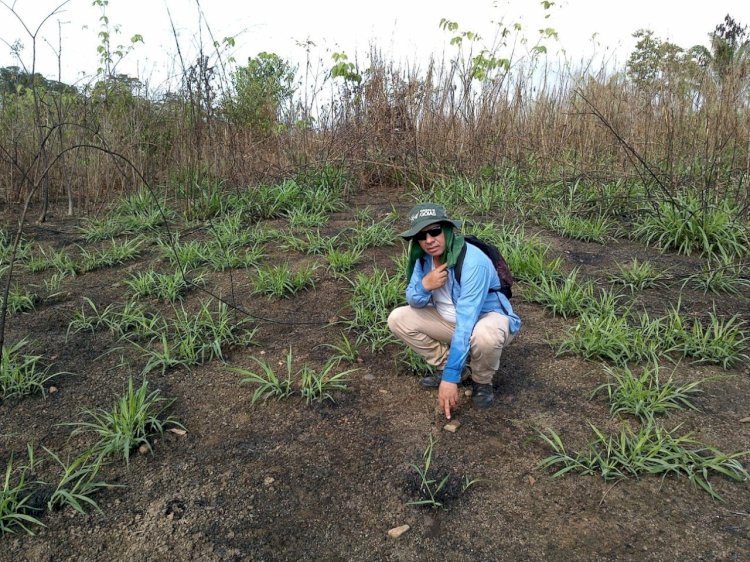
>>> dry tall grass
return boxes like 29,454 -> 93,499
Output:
1,45 -> 748,216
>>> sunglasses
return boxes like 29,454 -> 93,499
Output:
413,225 -> 443,241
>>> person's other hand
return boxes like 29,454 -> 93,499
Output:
422,263 -> 448,291
438,380 -> 459,419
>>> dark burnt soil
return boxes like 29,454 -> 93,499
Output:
2,188 -> 750,562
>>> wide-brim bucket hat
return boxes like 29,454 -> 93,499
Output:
399,203 -> 463,239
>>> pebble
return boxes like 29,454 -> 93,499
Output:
444,419 -> 461,433
48,386 -> 58,394
364,374 -> 375,381
387,524 -> 410,539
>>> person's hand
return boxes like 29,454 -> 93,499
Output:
422,263 -> 448,291
437,380 -> 459,419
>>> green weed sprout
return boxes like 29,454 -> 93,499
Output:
407,435 -> 450,509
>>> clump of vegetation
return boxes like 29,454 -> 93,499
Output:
138,299 -> 256,374
396,345 -> 437,376
608,258 -> 667,291
348,218 -> 397,250
0,286 -> 37,315
345,268 -> 403,351
324,247 -> 363,278
235,347 -> 358,404
316,332 -> 360,366
523,268 -> 595,318
682,256 -> 750,295
0,340 -> 62,399
0,447 -> 45,536
280,230 -> 337,255
592,363 -> 703,422
538,423 -> 749,500
633,194 -> 748,258
252,263 -> 317,298
69,377 -> 183,464
546,209 -> 616,243
78,238 -> 144,273
125,269 -> 206,303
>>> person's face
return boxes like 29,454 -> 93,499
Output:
415,223 -> 445,257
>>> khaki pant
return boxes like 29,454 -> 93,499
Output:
388,305 -> 514,384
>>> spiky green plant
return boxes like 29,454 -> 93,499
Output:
547,209 -> 616,243
523,268 -> 594,318
0,340 -> 61,399
673,312 -> 749,368
69,378 -> 183,464
349,219 -> 397,250
592,363 -> 703,422
0,232 -> 32,266
407,435 -> 451,509
682,256 -> 750,295
556,307 -> 660,366
299,362 -> 357,404
281,230 -> 337,255
1,446 -> 44,536
325,247 -> 363,277
78,216 -> 128,242
633,194 -> 748,258
609,258 -> 667,291
285,207 -> 330,228
0,286 -> 37,315
158,236 -> 209,270
44,449 -> 113,515
396,346 -> 436,376
137,299 -> 256,374
234,351 -> 295,404
79,238 -> 144,273
538,423 -> 749,500
209,211 -> 253,249
205,244 -> 264,271
492,225 -> 563,284
253,262 -> 317,298
125,270 -> 205,303
316,333 -> 360,366
344,268 -> 403,351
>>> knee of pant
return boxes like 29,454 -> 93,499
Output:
471,327 -> 506,350
387,307 -> 404,334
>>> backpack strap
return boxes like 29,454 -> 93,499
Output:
454,243 -> 468,285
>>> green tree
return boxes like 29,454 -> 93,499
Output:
709,15 -> 749,80
223,52 -> 297,134
626,30 -> 686,89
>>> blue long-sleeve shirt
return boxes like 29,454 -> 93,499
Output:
405,243 -> 521,383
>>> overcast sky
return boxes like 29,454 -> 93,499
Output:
1,0 -> 747,89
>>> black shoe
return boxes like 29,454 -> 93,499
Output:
472,382 -> 494,408
420,367 -> 471,389
420,371 -> 443,389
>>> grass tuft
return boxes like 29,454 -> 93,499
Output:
69,378 -> 183,465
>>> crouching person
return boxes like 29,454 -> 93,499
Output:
388,203 -> 521,419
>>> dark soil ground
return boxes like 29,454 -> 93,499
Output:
2,187 -> 750,561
